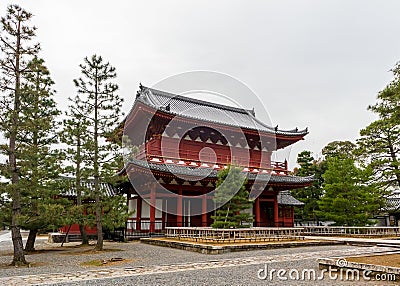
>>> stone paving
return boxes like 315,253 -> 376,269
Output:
0,246 -> 396,285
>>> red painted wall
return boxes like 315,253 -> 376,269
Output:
145,137 -> 272,168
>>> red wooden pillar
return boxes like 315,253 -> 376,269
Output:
274,193 -> 279,227
177,185 -> 183,227
149,183 -> 156,233
136,196 -> 142,231
291,206 -> 294,227
202,196 -> 207,227
254,198 -> 260,227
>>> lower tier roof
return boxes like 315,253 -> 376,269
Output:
125,159 -> 315,186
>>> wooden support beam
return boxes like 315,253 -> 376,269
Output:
202,196 -> 207,227
255,197 -> 260,227
136,197 -> 142,231
177,185 -> 183,227
274,192 -> 279,227
149,183 -> 156,233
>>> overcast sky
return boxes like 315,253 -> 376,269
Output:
1,1 -> 399,169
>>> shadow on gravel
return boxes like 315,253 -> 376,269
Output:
0,262 -> 48,269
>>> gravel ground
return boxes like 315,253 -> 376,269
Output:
0,237 -> 399,285
50,259 -> 398,286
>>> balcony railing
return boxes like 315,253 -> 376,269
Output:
133,144 -> 288,174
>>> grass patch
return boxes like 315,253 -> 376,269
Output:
80,258 -> 131,267
347,253 -> 400,268
81,260 -> 105,267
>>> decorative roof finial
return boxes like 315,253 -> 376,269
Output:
251,107 -> 255,117
165,103 -> 170,111
275,125 -> 278,131
139,82 -> 144,91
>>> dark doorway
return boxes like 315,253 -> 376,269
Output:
260,201 -> 274,227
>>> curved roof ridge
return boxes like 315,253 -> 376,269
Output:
137,85 -> 308,136
142,85 -> 256,116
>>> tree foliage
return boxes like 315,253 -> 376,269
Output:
357,63 -> 400,191
317,156 -> 382,226
322,141 -> 356,160
292,151 -> 325,222
0,4 -> 40,266
17,57 -> 66,252
211,166 -> 253,228
71,55 -> 124,250
60,96 -> 92,245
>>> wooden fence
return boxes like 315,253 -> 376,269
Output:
301,226 -> 400,237
165,227 -> 304,243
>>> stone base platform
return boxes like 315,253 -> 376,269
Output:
318,256 -> 400,281
140,237 -> 344,254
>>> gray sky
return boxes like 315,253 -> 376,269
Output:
1,0 -> 399,169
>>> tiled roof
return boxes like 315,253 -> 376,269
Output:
61,177 -> 117,197
126,159 -> 315,185
385,193 -> 400,211
136,86 -> 308,136
277,190 -> 305,206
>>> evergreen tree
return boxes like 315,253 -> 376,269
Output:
316,156 -> 381,226
0,5 -> 40,266
18,57 -> 65,252
60,97 -> 92,245
211,166 -> 253,228
322,141 -> 357,160
72,55 -> 123,250
357,63 -> 400,190
292,151 -> 325,223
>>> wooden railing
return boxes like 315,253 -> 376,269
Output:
133,144 -> 289,174
165,227 -> 304,243
301,226 -> 400,237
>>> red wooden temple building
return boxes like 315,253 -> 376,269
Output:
120,85 -> 313,233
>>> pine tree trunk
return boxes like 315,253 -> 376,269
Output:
75,134 -> 89,246
9,19 -> 27,266
94,74 -> 103,251
24,229 -> 38,252
24,73 -> 40,254
79,224 -> 89,245
94,184 -> 103,250
388,140 -> 400,189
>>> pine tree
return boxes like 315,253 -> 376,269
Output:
18,57 -> 65,252
0,5 -> 40,266
292,151 -> 325,223
60,97 -> 92,245
72,55 -> 123,250
322,141 -> 357,160
211,166 -> 253,228
357,63 -> 400,190
316,156 -> 382,226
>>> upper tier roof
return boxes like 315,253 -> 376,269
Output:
136,85 -> 308,137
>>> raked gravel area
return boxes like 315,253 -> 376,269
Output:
0,236 -> 399,285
